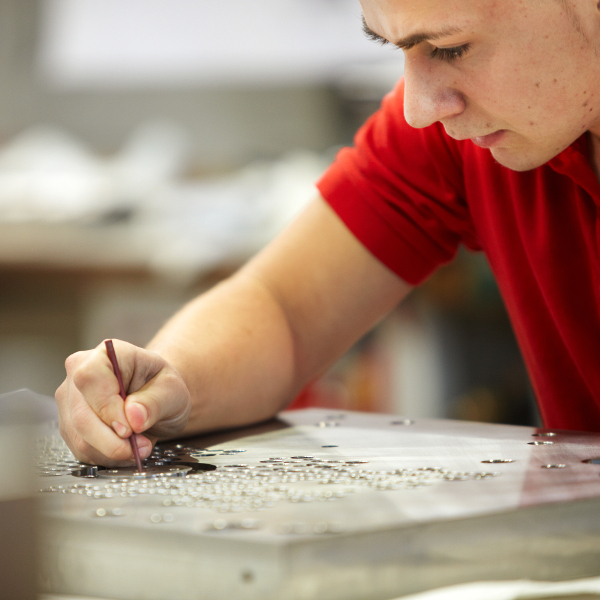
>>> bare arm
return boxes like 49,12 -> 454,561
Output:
56,196 -> 412,464
149,196 -> 412,434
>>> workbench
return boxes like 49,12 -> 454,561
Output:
32,403 -> 600,600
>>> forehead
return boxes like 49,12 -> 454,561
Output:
359,0 -> 505,40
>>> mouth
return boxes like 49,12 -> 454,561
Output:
470,130 -> 507,148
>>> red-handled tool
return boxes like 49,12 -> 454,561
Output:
105,340 -> 144,472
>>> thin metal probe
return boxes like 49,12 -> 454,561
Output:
105,339 -> 144,472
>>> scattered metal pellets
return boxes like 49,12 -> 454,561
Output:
36,438 -> 504,519
278,521 -> 342,535
95,508 -> 123,517
207,518 -> 261,531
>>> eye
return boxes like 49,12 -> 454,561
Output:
429,43 -> 471,62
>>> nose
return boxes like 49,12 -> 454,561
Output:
403,56 -> 466,128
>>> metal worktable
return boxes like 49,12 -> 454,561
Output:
36,408 -> 600,600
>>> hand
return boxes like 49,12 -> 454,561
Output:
55,339 -> 191,466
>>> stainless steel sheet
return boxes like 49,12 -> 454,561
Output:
36,408 -> 600,600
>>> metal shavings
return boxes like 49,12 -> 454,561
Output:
481,459 -> 515,464
541,464 -> 566,469
528,441 -> 554,446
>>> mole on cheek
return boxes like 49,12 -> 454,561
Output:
535,82 -> 540,88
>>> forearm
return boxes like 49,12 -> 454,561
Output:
146,197 -> 412,438
55,198 -> 411,465
147,271 -> 299,437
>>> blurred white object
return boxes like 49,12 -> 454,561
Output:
39,0 -> 400,88
0,122 -> 188,222
399,576 -> 600,600
0,121 -> 329,279
142,151 -> 331,279
0,127 -> 113,222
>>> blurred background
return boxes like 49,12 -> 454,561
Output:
0,0 -> 538,426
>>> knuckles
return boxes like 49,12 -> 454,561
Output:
64,351 -> 89,373
71,361 -> 99,392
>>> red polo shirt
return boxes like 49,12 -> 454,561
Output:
317,79 -> 600,432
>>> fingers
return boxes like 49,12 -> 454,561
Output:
70,343 -> 132,438
125,364 -> 191,439
55,340 -> 191,467
56,370 -> 152,466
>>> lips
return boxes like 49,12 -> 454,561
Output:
470,130 -> 506,148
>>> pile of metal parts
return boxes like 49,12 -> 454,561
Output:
36,408 -> 600,600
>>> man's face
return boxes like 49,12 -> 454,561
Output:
361,0 -> 600,171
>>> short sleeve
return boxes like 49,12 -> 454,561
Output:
317,78 -> 480,286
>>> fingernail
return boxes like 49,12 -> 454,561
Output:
112,421 -> 129,437
137,439 -> 152,460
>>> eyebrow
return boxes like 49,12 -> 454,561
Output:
361,15 -> 464,50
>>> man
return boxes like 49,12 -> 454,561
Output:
56,0 -> 600,466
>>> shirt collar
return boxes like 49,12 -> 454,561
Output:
548,133 -> 600,201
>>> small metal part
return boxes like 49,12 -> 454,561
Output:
528,441 -> 554,446
95,508 -> 107,517
481,459 -> 515,464
391,419 -> 414,426
317,421 -> 339,428
541,464 -> 567,469
321,445 -> 338,448
71,466 -> 100,478
150,514 -> 163,523
582,458 -> 600,465
532,432 -> 557,437
97,466 -> 191,479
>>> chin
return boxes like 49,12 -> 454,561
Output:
489,147 -> 553,172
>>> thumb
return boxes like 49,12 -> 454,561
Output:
125,400 -> 149,432
123,372 -> 191,439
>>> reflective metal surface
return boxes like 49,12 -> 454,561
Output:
36,409 -> 600,600
97,466 -> 191,479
